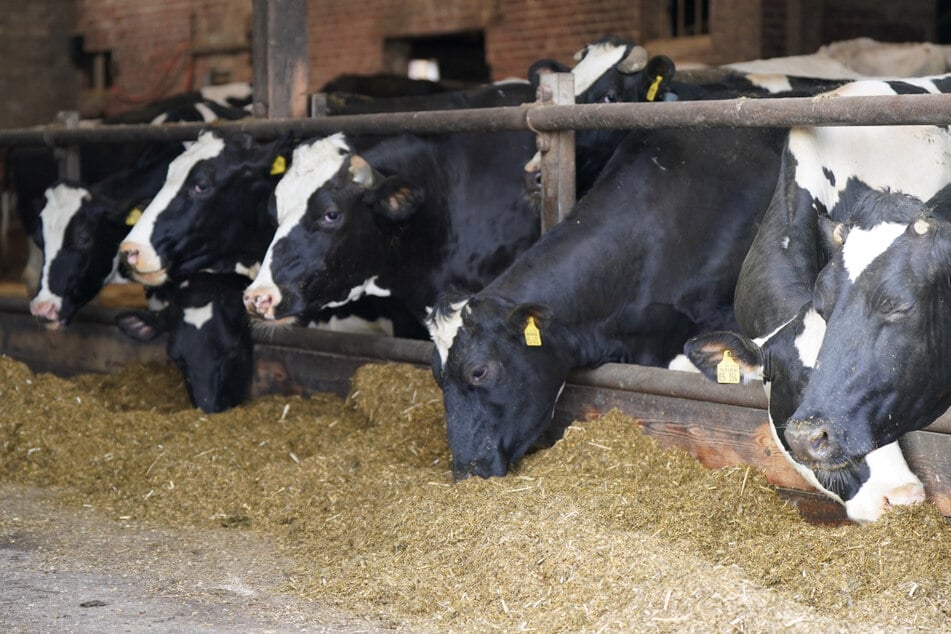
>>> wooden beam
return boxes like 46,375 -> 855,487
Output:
251,0 -> 309,119
536,72 -> 576,232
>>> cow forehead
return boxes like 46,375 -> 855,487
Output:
428,299 -> 470,365
41,183 -> 89,232
125,131 -> 226,243
842,222 -> 908,282
571,42 -> 627,96
274,133 -> 351,228
183,302 -> 214,330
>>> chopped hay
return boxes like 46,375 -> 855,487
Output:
0,356 -> 947,632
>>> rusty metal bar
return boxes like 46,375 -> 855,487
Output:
0,92 -> 949,147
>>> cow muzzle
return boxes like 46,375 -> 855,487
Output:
118,241 -> 167,286
29,298 -> 63,330
784,417 -> 845,467
243,286 -> 281,321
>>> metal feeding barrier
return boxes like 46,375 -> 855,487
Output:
1,74 -> 950,523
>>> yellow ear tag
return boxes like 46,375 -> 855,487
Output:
270,155 -> 287,176
646,74 -> 664,102
125,207 -> 143,226
524,316 -> 542,347
716,350 -> 741,384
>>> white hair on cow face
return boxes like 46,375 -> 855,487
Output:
33,184 -> 90,304
249,134 -> 351,293
570,42 -> 627,96
427,298 -> 470,365
841,221 -> 907,283
123,130 -> 226,252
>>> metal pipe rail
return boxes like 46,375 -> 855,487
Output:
1,92 -> 950,147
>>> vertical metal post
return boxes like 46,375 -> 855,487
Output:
251,0 -> 309,119
538,72 -> 576,232
55,110 -> 81,181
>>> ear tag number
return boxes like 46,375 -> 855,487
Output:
646,74 -> 664,102
270,155 -> 287,175
125,207 -> 143,226
717,350 -> 741,384
524,316 -> 542,347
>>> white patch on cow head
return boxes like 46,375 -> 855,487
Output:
571,42 -> 627,96
842,441 -> 925,523
667,354 -> 700,373
321,276 -> 391,309
122,130 -> 226,271
842,222 -> 907,282
183,302 -> 214,330
427,299 -> 470,365
194,102 -> 217,122
32,183 -> 90,306
199,82 -> 253,108
793,307 -> 826,369
235,261 -> 260,280
744,73 -> 793,93
253,134 -> 351,292
780,236 -> 790,249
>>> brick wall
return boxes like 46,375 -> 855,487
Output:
76,0 -> 252,117
0,0 -> 77,128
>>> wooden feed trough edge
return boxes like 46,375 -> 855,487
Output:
0,296 -> 947,524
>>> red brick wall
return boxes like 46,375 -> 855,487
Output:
76,0 -> 252,116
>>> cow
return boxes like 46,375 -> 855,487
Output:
242,127 -> 540,327
524,36 -> 846,197
115,272 -> 254,413
684,74 -> 951,522
426,122 -> 789,479
118,129 -> 291,286
28,144 -> 185,328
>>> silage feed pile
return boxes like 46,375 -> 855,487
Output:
0,355 -> 947,632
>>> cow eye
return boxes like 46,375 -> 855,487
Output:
879,298 -> 914,321
470,364 -> 489,384
319,209 -> 342,228
70,226 -> 94,250
600,91 -> 618,103
189,179 -> 212,198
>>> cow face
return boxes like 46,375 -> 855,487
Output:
30,183 -> 131,328
116,273 -> 253,413
427,295 -> 578,479
119,130 -> 282,286
245,136 -> 423,322
686,301 -> 925,523
785,214 -> 951,480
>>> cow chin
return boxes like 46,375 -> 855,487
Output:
130,268 -> 168,286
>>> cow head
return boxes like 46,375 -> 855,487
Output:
427,292 -> 628,479
244,135 -> 424,322
687,191 -> 946,522
785,212 -> 951,480
524,36 -> 676,194
116,273 -> 253,413
119,130 -> 286,286
29,183 -> 133,328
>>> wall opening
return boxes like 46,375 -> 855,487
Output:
384,30 -> 489,88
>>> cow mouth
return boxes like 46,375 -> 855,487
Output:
249,314 -> 298,328
128,267 -> 168,286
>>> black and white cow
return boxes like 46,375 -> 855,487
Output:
29,144 -> 185,328
118,129 -> 291,286
242,128 -> 540,325
426,123 -> 790,479
685,75 -> 951,522
115,272 -> 254,413
525,35 -> 845,195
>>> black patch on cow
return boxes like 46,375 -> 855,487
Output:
822,166 -> 836,187
885,80 -> 929,95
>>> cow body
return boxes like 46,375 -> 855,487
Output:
686,75 -> 951,522
116,272 -> 254,413
428,123 -> 789,479
243,128 -> 540,325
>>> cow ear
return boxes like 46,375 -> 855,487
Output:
684,331 -> 764,384
368,176 -> 425,221
641,55 -> 676,102
349,155 -> 380,188
506,303 -> 551,344
528,58 -> 570,89
818,216 -> 848,255
115,309 -> 171,342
